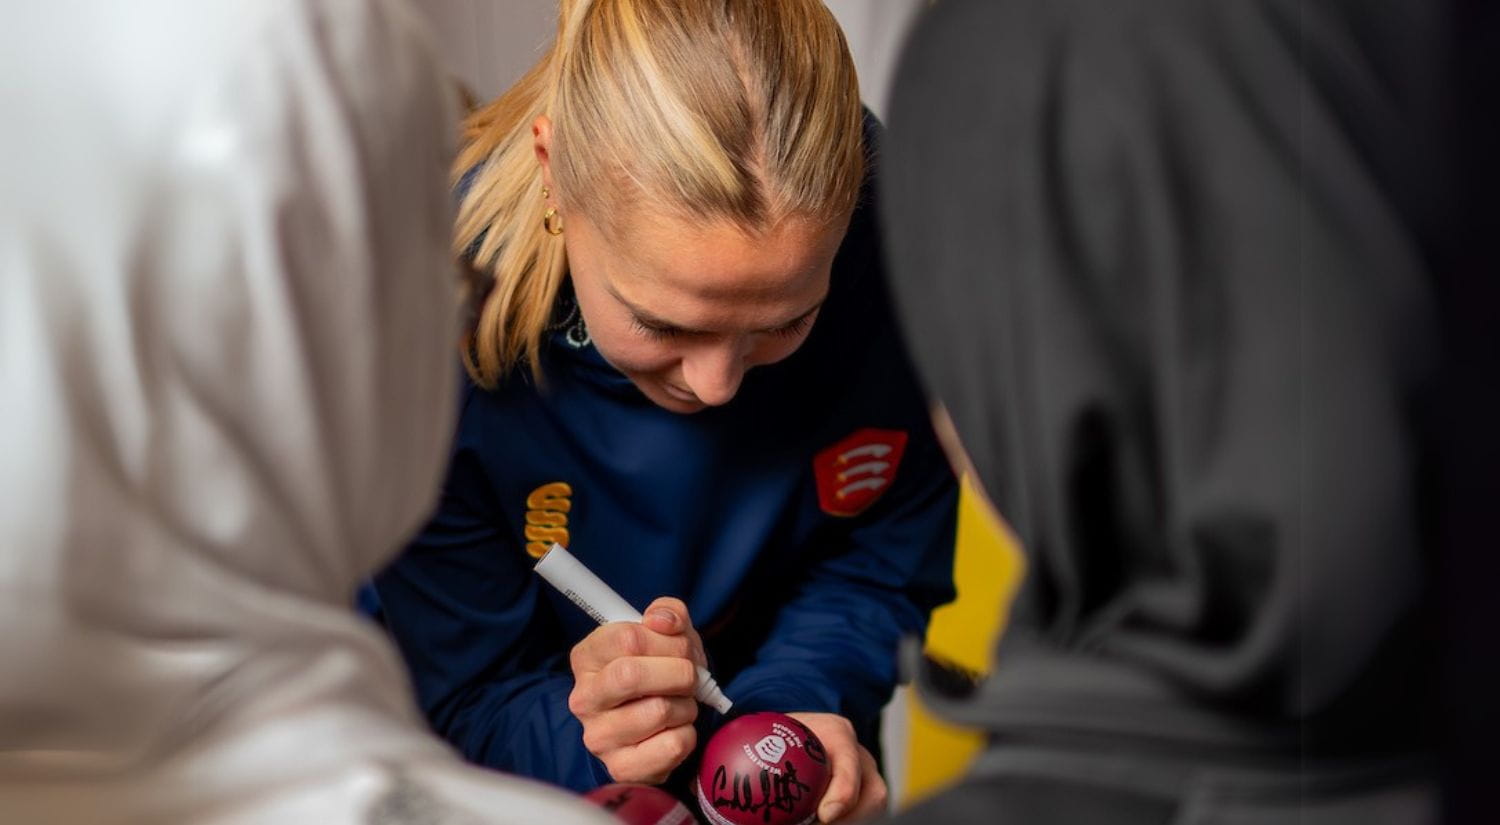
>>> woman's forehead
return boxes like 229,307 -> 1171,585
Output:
594,212 -> 839,329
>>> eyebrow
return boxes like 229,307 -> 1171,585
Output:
610,285 -> 827,334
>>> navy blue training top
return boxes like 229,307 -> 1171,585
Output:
372,129 -> 958,793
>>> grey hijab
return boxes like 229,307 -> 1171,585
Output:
881,0 -> 1448,757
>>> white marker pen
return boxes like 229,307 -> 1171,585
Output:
535,543 -> 734,714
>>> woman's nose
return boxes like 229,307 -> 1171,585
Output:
680,344 -> 747,407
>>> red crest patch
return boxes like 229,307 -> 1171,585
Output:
813,428 -> 909,517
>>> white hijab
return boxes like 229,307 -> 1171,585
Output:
0,1 -> 607,822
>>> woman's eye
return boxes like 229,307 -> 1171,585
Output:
772,315 -> 814,339
631,318 -> 682,339
630,315 -> 812,340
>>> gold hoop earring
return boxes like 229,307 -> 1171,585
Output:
543,206 -> 564,236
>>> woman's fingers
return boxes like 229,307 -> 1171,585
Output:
784,713 -> 863,823
595,722 -> 699,785
577,694 -> 699,753
641,596 -> 708,667
569,656 -> 699,715
567,606 -> 707,785
570,620 -> 696,674
843,746 -> 888,821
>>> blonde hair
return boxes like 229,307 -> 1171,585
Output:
455,0 -> 865,386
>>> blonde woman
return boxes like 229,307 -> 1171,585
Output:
372,1 -> 957,820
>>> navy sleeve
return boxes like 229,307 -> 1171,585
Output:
724,421 -> 957,729
373,394 -> 612,792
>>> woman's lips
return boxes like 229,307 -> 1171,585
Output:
663,383 -> 698,403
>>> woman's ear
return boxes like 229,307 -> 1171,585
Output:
532,115 -> 555,196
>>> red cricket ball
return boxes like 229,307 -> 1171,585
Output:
584,783 -> 699,825
694,712 -> 832,825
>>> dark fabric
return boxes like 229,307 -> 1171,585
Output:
888,759 -> 1437,825
890,776 -> 1174,825
1438,4 -> 1500,823
881,0 -> 1452,817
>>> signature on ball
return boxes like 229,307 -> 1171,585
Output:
709,762 -> 812,822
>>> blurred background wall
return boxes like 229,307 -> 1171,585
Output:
405,0 -> 1022,810
409,0 -> 925,119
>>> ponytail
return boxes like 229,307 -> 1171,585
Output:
455,1 -> 593,386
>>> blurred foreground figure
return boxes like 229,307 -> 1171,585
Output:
0,1 -> 607,823
883,0 -> 1456,822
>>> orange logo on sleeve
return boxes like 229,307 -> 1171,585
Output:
525,481 -> 572,558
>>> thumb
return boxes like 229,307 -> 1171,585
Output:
643,596 -> 689,635
817,744 -> 860,822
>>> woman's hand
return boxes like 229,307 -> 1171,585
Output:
786,712 -> 887,823
568,597 -> 707,784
